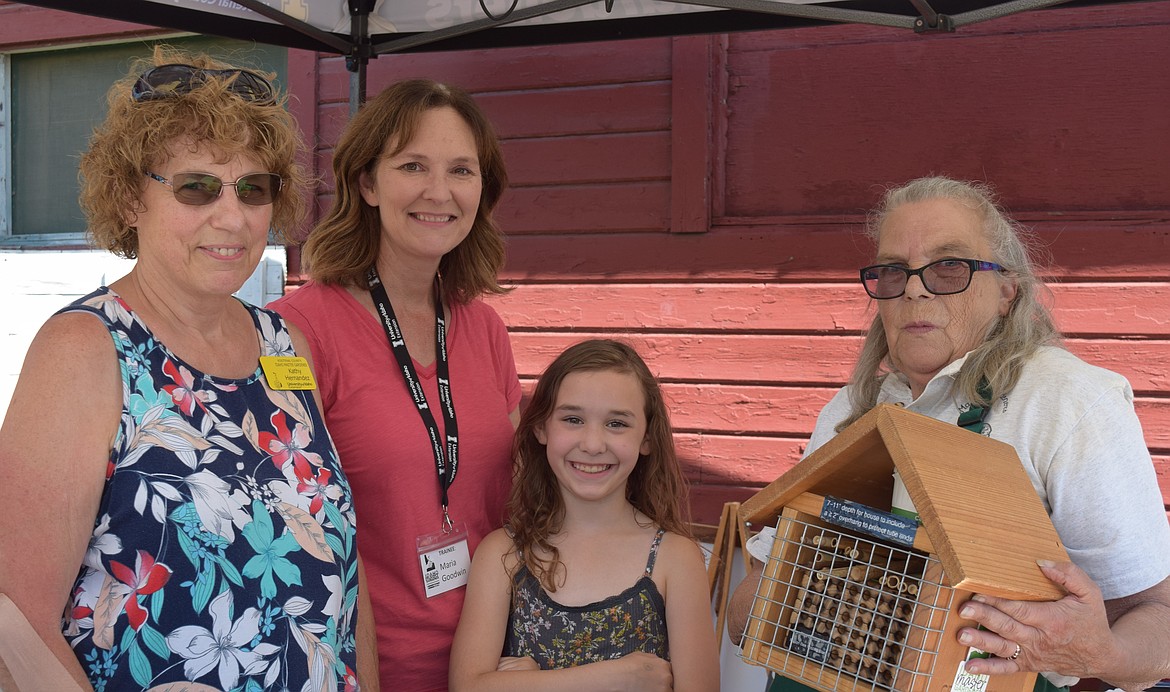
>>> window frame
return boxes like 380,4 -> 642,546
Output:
1,53 -> 11,240
0,36 -> 288,248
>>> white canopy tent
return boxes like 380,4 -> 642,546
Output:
18,0 -> 1106,111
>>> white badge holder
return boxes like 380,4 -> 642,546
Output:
416,520 -> 471,598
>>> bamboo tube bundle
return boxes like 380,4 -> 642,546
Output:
841,649 -> 863,674
831,628 -> 848,647
867,614 -> 902,649
858,589 -> 879,612
828,645 -> 846,666
892,598 -> 916,624
835,602 -> 857,624
802,592 -> 822,613
864,639 -> 887,659
858,655 -> 881,682
851,609 -> 873,629
748,512 -> 976,691
873,660 -> 897,687
844,564 -> 871,583
779,535 -> 937,687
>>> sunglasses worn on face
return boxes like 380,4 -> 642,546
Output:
132,64 -> 275,104
860,258 -> 1005,299
147,172 -> 282,206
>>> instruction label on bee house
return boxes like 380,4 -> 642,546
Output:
786,624 -> 831,663
820,496 -> 918,548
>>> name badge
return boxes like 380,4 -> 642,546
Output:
416,521 -> 471,598
951,648 -> 991,692
259,356 -> 317,391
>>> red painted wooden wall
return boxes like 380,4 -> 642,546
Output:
4,0 -> 1168,528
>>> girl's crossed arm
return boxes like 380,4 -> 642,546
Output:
450,529 -> 674,692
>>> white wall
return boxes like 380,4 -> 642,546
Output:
0,247 -> 286,421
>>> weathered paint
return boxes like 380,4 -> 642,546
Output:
3,0 -> 1168,526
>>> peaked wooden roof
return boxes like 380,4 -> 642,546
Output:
740,403 -> 1069,600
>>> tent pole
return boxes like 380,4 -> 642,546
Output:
347,0 -> 376,115
349,62 -> 366,117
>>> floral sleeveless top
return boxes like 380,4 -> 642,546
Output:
59,288 -> 361,692
504,529 -> 669,668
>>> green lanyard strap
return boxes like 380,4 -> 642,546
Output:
955,377 -> 993,433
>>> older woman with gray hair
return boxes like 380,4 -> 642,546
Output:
730,176 -> 1170,692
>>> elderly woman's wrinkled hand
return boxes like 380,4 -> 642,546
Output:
957,560 -> 1116,679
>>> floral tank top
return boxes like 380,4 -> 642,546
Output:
58,288 -> 361,692
504,529 -> 669,668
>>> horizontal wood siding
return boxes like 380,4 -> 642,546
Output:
310,39 -> 675,235
497,221 -> 1170,280
295,1 -> 1170,525
486,290 -> 1170,526
721,3 -> 1170,216
7,1 -> 1163,527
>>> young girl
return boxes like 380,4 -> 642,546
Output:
450,339 -> 719,692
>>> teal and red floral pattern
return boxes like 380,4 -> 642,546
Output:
60,288 -> 360,692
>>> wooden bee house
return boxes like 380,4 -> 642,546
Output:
738,404 -> 1069,692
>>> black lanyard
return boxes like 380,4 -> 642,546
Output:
367,268 -> 459,528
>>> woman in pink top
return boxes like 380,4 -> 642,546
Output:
271,80 -> 521,691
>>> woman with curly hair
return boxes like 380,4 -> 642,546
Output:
0,47 -> 376,691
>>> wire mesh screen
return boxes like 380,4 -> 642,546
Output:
740,513 -> 954,691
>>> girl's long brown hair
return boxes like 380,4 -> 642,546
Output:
508,339 -> 692,592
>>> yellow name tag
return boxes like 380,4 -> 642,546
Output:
259,356 -> 317,391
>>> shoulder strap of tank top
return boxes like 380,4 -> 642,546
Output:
643,528 -> 667,577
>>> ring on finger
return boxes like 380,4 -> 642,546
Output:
1009,643 -> 1022,661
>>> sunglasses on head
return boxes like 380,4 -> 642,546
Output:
147,171 -> 282,206
132,63 -> 275,104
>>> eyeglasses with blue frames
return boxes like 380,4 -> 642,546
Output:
147,172 -> 282,206
132,64 -> 275,104
860,258 -> 1006,299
